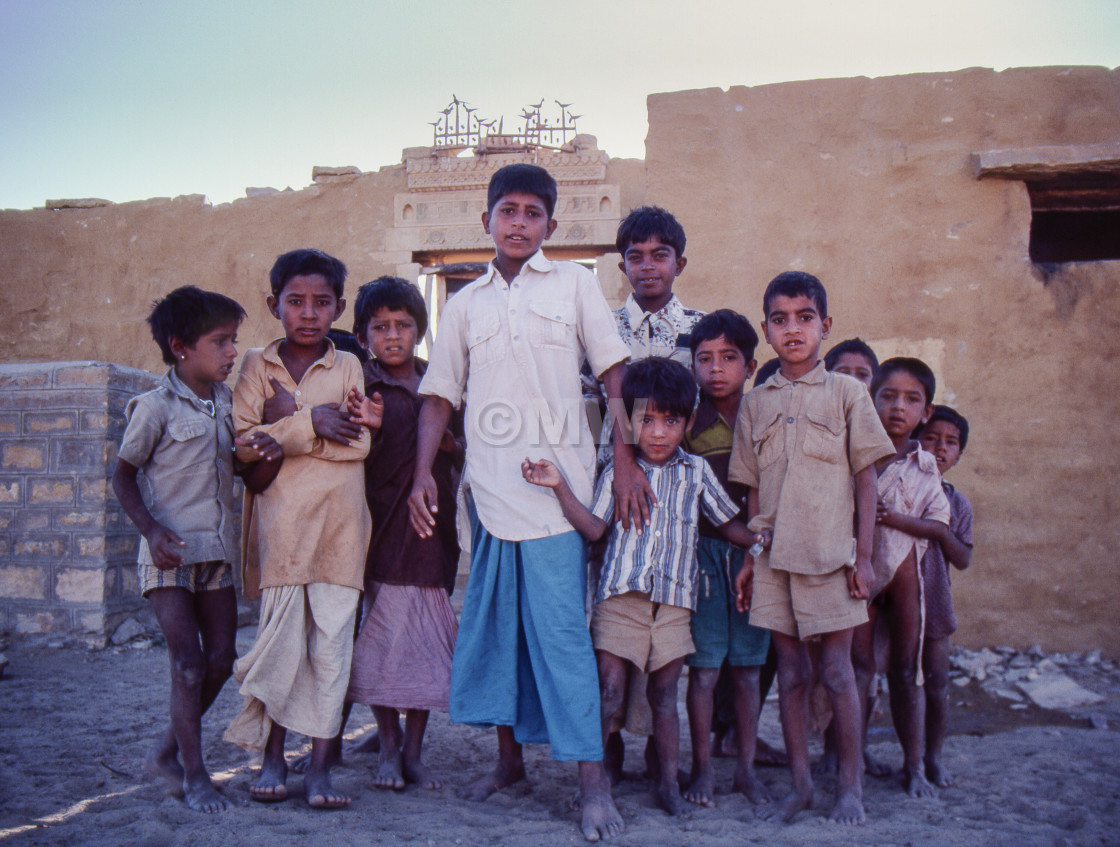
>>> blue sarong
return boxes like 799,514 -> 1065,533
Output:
450,501 -> 603,761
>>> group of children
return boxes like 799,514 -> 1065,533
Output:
114,163 -> 973,839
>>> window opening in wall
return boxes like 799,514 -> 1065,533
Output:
1027,176 -> 1120,263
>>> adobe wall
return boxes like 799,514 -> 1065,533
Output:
644,66 -> 1120,653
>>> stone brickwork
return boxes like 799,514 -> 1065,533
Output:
0,361 -> 158,643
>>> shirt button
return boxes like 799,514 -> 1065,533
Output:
654,530 -> 662,537
295,390 -> 301,397
787,417 -> 794,423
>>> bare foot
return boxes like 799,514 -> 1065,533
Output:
683,765 -> 716,807
755,738 -> 788,767
402,757 -> 441,790
143,744 -> 185,796
183,776 -> 230,813
757,784 -> 813,823
902,766 -> 936,798
864,749 -> 894,777
456,760 -> 527,801
250,757 -> 289,803
732,765 -> 770,804
925,758 -> 953,787
305,770 -> 350,809
373,750 -> 405,790
657,781 -> 690,817
579,783 -> 625,841
829,790 -> 866,825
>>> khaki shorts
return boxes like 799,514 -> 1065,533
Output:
748,554 -> 867,640
139,560 -> 233,598
590,591 -> 693,673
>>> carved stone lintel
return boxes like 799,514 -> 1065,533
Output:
973,143 -> 1120,180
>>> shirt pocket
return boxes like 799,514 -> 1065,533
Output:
751,410 -> 785,471
802,412 -> 846,464
168,419 -> 209,443
528,300 -> 577,350
467,311 -> 503,370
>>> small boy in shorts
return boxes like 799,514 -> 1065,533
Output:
225,248 -> 372,809
679,309 -> 773,809
113,285 -> 249,812
523,356 -> 762,817
916,405 -> 974,788
730,271 -> 895,825
862,358 -> 951,798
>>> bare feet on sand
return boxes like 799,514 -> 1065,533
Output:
925,757 -> 953,787
304,770 -> 350,809
902,766 -> 936,798
829,790 -> 866,825
291,735 -> 345,775
732,764 -> 770,804
683,765 -> 716,807
757,784 -> 813,823
402,757 -> 441,790
182,776 -> 229,813
143,744 -> 185,796
657,781 -> 690,817
373,750 -> 406,790
579,782 -> 625,841
249,756 -> 289,803
456,761 -> 527,802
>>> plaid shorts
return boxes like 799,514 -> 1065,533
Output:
139,560 -> 233,597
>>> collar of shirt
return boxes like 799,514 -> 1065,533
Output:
162,368 -> 223,418
364,356 -> 427,396
635,446 -> 690,473
763,359 -> 827,389
260,336 -> 338,375
689,395 -> 733,439
477,249 -> 553,288
622,292 -> 687,336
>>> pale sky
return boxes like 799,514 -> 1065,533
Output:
2,0 -> 1117,211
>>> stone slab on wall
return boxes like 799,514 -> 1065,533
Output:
0,362 -> 158,643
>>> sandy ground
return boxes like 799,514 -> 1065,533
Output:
1,629 -> 1118,847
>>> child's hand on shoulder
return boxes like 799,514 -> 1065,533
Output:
521,457 -> 562,489
236,431 -> 283,462
263,377 -> 298,424
312,403 -> 364,445
146,524 -> 186,570
346,386 -> 384,431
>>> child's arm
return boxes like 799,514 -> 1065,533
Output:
235,432 -> 284,494
603,361 -> 655,533
521,458 -> 608,542
879,504 -> 973,569
409,395 -> 454,538
111,459 -> 185,569
851,464 -> 877,599
345,386 -> 384,432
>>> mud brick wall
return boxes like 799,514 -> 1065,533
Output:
0,362 -> 158,643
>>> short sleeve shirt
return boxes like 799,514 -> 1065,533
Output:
613,293 -> 705,367
118,369 -> 238,567
728,363 -> 895,575
920,483 -> 974,639
419,250 -> 630,541
591,448 -> 741,611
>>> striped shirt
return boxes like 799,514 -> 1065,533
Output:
591,448 -> 741,611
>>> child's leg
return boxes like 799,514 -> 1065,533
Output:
596,650 -> 630,745
922,635 -> 952,786
146,585 -> 234,812
757,631 -> 814,823
818,628 -> 866,824
647,657 -> 687,815
401,709 -> 439,789
252,721 -> 289,802
684,666 -> 720,806
884,553 -> 934,798
305,734 -> 351,808
372,705 -> 404,789
730,665 -> 769,804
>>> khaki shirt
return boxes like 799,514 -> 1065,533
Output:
420,250 -> 630,541
232,339 -> 371,596
729,363 -> 895,575
119,370 -> 238,567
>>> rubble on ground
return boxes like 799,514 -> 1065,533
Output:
950,645 -> 1115,715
